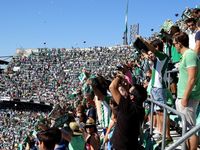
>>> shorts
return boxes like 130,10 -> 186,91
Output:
169,72 -> 178,84
151,87 -> 167,111
196,104 -> 200,136
175,99 -> 200,130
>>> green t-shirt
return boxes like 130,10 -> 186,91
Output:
171,45 -> 181,63
177,49 -> 200,100
69,135 -> 85,150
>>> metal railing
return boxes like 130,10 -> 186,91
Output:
166,124 -> 200,150
147,98 -> 187,150
167,68 -> 179,89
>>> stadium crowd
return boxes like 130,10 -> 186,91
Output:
0,109 -> 48,150
0,46 -> 135,104
0,6 -> 200,150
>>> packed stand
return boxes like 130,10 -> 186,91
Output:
0,46 -> 136,104
0,109 -> 48,150
0,6 -> 200,150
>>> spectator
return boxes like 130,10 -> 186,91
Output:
140,37 -> 172,143
194,19 -> 200,56
37,127 -> 62,150
168,25 -> 182,100
85,100 -> 97,122
68,122 -> 85,150
191,8 -> 200,21
173,32 -> 200,150
185,18 -> 198,49
109,72 -> 147,150
83,118 -> 100,150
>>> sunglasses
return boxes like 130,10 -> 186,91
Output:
85,125 -> 95,128
77,116 -> 83,118
187,23 -> 195,27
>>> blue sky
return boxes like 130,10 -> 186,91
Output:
0,0 -> 199,56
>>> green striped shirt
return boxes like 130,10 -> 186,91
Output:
151,51 -> 169,88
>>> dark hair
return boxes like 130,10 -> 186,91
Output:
150,39 -> 164,52
192,8 -> 200,19
170,26 -> 180,36
27,136 -> 36,148
193,8 -> 200,14
130,84 -> 147,105
91,76 -> 111,96
197,19 -> 200,28
173,32 -> 189,48
37,127 -> 62,150
185,17 -> 196,24
76,104 -> 85,113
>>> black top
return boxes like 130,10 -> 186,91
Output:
86,107 -> 96,121
111,96 -> 145,150
195,30 -> 200,42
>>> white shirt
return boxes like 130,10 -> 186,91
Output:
187,29 -> 197,50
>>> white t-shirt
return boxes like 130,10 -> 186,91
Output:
187,29 -> 197,50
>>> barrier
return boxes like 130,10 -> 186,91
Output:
167,68 -> 179,89
147,98 -> 187,150
166,124 -> 200,150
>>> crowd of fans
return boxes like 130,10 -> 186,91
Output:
0,6 -> 199,150
0,109 -> 48,150
0,46 -> 136,104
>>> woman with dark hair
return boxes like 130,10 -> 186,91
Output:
109,71 -> 147,150
37,127 -> 62,150
83,118 -> 100,150
87,75 -> 112,139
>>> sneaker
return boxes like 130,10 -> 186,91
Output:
153,129 -> 161,134
152,133 -> 162,140
146,121 -> 151,126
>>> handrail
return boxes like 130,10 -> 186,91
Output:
167,69 -> 179,73
147,98 -> 187,150
167,69 -> 179,89
166,124 -> 200,150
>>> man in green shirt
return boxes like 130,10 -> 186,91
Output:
173,32 -> 200,150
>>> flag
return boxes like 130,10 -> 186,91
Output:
78,72 -> 86,83
54,113 -> 68,127
48,104 -> 62,119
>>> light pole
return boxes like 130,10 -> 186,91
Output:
123,0 -> 129,45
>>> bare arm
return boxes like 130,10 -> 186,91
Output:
181,67 -> 197,107
91,85 -> 105,101
109,77 -> 121,105
194,40 -> 200,55
104,118 -> 115,143
107,112 -> 116,134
